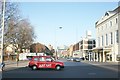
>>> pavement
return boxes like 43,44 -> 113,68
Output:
2,60 -> 29,71
82,60 -> 119,72
0,60 -> 29,80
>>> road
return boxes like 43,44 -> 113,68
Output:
1,59 -> 119,80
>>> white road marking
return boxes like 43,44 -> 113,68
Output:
88,73 -> 96,75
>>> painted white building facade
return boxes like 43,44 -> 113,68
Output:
94,6 -> 120,62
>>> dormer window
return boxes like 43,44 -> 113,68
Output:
105,12 -> 109,16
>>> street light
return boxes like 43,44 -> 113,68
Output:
59,26 -> 62,29
54,26 -> 62,60
0,0 -> 6,71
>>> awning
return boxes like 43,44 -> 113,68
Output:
93,47 -> 111,52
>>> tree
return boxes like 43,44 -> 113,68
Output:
0,1 -> 20,50
0,1 -> 35,54
11,19 -> 35,53
0,1 -> 20,33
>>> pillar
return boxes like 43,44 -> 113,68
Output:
88,52 -> 90,61
94,52 -> 96,61
114,52 -> 116,62
97,52 -> 99,62
99,53 -> 102,62
103,50 -> 105,62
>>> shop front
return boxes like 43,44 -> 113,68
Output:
93,47 -> 111,62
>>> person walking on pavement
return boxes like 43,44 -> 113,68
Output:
0,62 -> 5,71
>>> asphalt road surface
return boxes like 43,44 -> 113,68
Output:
2,59 -> 119,79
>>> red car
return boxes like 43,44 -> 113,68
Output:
28,56 -> 64,70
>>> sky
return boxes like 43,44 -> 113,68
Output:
19,2 -> 118,48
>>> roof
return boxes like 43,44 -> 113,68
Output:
95,6 -> 120,27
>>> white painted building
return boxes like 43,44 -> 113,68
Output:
93,6 -> 120,62
80,31 -> 96,61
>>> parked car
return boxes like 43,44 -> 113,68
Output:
73,58 -> 81,62
66,58 -> 70,61
70,57 -> 74,61
28,56 -> 64,70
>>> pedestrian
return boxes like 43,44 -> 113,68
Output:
16,58 -> 19,66
82,57 -> 85,60
0,62 -> 5,71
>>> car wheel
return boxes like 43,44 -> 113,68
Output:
32,65 -> 37,70
56,65 -> 61,70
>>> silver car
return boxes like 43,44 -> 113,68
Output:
73,58 -> 81,62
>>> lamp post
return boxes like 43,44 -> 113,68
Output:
55,26 -> 62,60
0,0 -> 6,71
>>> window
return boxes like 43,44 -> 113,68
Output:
39,57 -> 45,61
74,54 -> 78,56
81,40 -> 83,44
116,30 -> 119,43
110,21 -> 112,26
110,32 -> 113,44
88,46 -> 92,49
106,34 -> 108,45
116,18 -> 118,24
102,26 -> 103,30
102,36 -> 104,46
88,40 -> 92,44
81,45 -> 83,49
93,40 -> 96,44
98,37 -> 100,47
93,45 -> 96,47
33,58 -> 38,61
106,24 -> 107,29
46,57 -> 52,62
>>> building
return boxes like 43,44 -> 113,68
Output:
57,45 -> 68,58
71,30 -> 96,60
1,44 -> 30,61
93,6 -> 120,62
67,45 -> 74,57
79,31 -> 96,60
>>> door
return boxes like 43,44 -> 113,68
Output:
45,57 -> 55,69
38,57 -> 46,68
